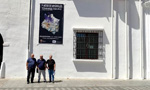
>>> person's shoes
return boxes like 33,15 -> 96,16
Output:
38,81 -> 40,83
44,81 -> 47,83
52,81 -> 54,83
27,82 -> 29,84
31,81 -> 34,83
49,81 -> 51,83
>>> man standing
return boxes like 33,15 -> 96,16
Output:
26,53 -> 36,84
37,55 -> 47,83
0,33 -> 4,68
47,55 -> 56,83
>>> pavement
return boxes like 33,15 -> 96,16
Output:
0,78 -> 150,90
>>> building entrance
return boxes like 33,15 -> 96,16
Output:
0,33 -> 4,68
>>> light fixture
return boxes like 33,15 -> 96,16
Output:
143,0 -> 150,8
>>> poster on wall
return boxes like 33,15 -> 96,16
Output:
39,4 -> 64,44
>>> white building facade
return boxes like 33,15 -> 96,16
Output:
0,0 -> 150,80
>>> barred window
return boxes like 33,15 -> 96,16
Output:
73,30 -> 103,60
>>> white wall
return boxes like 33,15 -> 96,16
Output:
0,0 -> 29,78
144,3 -> 150,79
33,0 -> 112,79
113,0 -> 144,79
113,0 -> 127,79
0,0 -> 146,79
128,0 -> 141,79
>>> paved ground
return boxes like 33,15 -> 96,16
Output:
0,78 -> 150,90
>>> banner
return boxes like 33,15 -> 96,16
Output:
39,4 -> 64,44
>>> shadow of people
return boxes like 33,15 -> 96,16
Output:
53,80 -> 63,83
32,80 -> 63,83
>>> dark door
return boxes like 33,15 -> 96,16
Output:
0,33 -> 4,68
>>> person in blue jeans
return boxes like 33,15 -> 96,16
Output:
46,55 -> 56,83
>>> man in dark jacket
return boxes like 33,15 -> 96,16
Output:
47,55 -> 56,83
26,53 -> 36,84
0,33 -> 4,68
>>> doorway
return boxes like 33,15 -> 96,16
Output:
0,33 -> 4,68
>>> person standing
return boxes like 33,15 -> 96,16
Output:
26,53 -> 36,84
47,55 -> 56,83
0,33 -> 4,68
37,55 -> 47,83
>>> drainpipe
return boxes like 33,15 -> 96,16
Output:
28,0 -> 31,58
111,0 -> 114,79
28,0 -> 33,58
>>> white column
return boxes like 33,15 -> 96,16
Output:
139,0 -> 144,79
125,0 -> 129,79
146,12 -> 150,79
144,1 -> 150,79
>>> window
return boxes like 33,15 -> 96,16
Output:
73,30 -> 103,60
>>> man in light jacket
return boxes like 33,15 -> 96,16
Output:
37,55 -> 47,83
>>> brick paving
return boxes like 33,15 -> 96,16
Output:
0,79 -> 150,90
